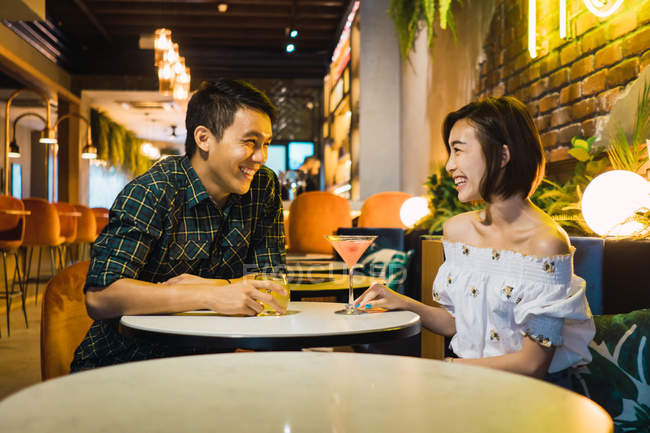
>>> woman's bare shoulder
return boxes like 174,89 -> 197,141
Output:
528,216 -> 571,257
443,211 -> 480,243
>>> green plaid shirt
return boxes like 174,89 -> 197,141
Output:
71,155 -> 286,371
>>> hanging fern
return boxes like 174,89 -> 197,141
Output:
90,109 -> 153,178
388,0 -> 462,59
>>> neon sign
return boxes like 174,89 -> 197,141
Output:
529,0 -> 624,58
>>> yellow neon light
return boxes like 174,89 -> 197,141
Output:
528,0 -> 537,58
560,0 -> 566,39
583,0 -> 624,18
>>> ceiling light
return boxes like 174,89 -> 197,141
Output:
8,140 -> 20,158
81,144 -> 98,160
290,29 -> 298,38
285,43 -> 295,53
218,3 -> 228,13
39,127 -> 57,144
121,102 -> 132,110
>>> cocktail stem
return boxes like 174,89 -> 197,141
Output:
349,266 -> 354,308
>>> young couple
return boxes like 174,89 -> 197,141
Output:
73,79 -> 594,384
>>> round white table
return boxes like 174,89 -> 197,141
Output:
120,301 -> 421,350
0,352 -> 612,433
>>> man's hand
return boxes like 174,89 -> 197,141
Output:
206,279 -> 288,316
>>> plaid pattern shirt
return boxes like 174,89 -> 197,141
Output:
71,155 -> 286,371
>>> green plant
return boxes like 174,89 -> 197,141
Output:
388,0 -> 462,59
531,137 -> 609,235
90,109 -> 152,177
413,168 -> 481,234
606,82 -> 650,173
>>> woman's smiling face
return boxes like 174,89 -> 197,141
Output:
445,118 -> 487,203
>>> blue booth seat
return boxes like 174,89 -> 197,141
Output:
570,236 -> 605,316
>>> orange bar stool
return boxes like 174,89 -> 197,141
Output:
72,204 -> 96,262
54,202 -> 79,266
358,191 -> 413,229
22,198 -> 65,304
0,195 -> 28,336
91,207 -> 109,237
288,191 -> 352,254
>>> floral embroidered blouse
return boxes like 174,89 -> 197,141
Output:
433,241 -> 595,373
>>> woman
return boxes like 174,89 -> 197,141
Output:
354,97 -> 595,381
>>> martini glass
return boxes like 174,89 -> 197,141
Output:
325,234 -> 377,315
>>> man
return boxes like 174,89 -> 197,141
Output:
71,79 -> 286,371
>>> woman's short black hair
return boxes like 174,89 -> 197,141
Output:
442,96 -> 545,201
185,79 -> 277,157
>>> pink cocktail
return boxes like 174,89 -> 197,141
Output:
326,235 -> 377,315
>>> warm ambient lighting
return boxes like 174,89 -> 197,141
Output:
9,112 -> 48,159
4,88 -> 54,195
8,141 -> 20,158
581,170 -> 650,237
583,0 -> 624,18
154,29 -> 191,102
560,0 -> 567,38
54,113 -> 96,160
528,0 -> 537,58
400,196 -> 431,228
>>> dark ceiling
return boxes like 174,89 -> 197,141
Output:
5,0 -> 351,84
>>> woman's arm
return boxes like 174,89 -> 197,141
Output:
452,337 -> 555,378
353,283 -> 457,337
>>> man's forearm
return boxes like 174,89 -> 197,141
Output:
85,277 -> 229,320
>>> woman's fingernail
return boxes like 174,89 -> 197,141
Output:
365,304 -> 371,309
355,303 -> 360,308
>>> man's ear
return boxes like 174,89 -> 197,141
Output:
500,144 -> 510,168
194,126 -> 212,153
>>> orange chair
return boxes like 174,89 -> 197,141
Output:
358,191 -> 413,229
0,195 -> 28,336
288,191 -> 352,254
40,260 -> 93,380
73,204 -> 97,261
54,202 -> 79,265
91,207 -> 109,237
22,198 -> 65,303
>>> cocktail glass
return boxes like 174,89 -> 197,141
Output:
325,234 -> 377,315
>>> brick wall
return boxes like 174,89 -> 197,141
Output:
476,0 -> 650,165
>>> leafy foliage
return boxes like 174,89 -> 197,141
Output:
413,169 -> 481,234
90,109 -> 153,178
531,136 -> 610,235
570,309 -> 650,433
388,0 -> 462,59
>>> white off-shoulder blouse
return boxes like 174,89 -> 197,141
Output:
433,241 -> 596,373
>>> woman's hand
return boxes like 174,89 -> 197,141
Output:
353,282 -> 410,311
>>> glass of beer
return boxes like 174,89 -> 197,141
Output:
250,272 -> 289,316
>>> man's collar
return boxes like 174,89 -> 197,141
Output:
182,155 -> 211,209
182,155 -> 243,211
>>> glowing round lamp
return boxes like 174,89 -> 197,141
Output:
581,170 -> 650,237
400,196 -> 431,228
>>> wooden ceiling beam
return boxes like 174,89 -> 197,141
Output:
91,4 -> 340,19
86,0 -> 344,7
99,16 -> 337,30
107,26 -> 331,40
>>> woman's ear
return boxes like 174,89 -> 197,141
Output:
500,144 -> 511,168
194,126 -> 212,153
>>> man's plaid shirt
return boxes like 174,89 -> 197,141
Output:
71,155 -> 286,371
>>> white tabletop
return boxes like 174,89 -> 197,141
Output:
0,352 -> 612,433
120,301 -> 421,350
